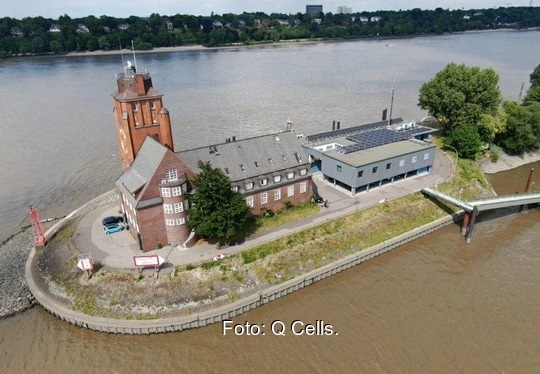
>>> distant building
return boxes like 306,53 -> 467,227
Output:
118,23 -> 130,30
76,24 -> 89,33
49,24 -> 61,33
370,16 -> 382,22
312,18 -> 322,25
10,26 -> 24,37
337,6 -> 352,14
164,19 -> 173,30
306,5 -> 323,15
359,17 -> 369,23
212,21 -> 223,28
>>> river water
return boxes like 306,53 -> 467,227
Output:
0,32 -> 539,373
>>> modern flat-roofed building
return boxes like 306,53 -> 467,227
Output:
304,119 -> 437,195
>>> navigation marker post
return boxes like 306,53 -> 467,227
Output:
77,254 -> 94,279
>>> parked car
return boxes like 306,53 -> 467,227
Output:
312,193 -> 324,204
102,216 -> 123,226
103,223 -> 124,235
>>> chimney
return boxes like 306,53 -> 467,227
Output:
382,108 -> 388,121
232,136 -> 236,142
332,120 -> 336,131
337,121 -> 340,130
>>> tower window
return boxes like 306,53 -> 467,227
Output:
150,101 -> 156,110
132,103 -> 138,112
165,169 -> 178,181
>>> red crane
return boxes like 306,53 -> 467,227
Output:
27,206 -> 47,246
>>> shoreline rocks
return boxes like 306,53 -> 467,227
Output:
0,229 -> 36,319
479,150 -> 540,174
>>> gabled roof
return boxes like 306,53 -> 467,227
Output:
115,136 -> 168,205
177,131 -> 310,183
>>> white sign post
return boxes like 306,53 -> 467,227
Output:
133,255 -> 165,276
77,255 -> 94,279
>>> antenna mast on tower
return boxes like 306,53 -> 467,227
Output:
131,40 -> 138,73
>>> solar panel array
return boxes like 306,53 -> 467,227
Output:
305,118 -> 403,143
340,126 -> 431,154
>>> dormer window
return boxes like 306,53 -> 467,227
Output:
294,152 -> 302,164
300,168 -> 307,176
273,175 -> 282,183
245,182 -> 254,190
274,135 -> 280,141
260,178 -> 268,186
287,171 -> 295,179
231,186 -> 239,192
165,169 -> 178,181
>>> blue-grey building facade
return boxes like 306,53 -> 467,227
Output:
304,119 -> 437,195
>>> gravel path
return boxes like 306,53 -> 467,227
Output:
0,229 -> 36,319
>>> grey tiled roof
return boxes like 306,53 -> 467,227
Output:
115,136 -> 168,206
177,131 -> 310,183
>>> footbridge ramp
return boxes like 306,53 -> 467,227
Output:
421,188 -> 540,243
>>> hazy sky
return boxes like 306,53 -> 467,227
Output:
1,1 -> 534,19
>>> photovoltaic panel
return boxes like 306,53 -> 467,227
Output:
340,126 -> 432,154
305,118 -> 403,143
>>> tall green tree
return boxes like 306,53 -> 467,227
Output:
497,101 -> 538,155
188,160 -> 250,245
446,123 -> 482,159
418,63 -> 501,132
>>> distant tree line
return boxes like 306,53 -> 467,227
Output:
1,6 -> 540,57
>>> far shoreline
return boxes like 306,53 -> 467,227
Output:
11,27 -> 538,59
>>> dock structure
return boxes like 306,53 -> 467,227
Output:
421,188 -> 540,243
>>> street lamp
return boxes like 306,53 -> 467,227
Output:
446,145 -> 459,172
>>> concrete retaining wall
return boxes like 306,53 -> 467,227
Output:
26,197 -> 463,335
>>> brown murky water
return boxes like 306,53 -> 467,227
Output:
1,165 -> 539,373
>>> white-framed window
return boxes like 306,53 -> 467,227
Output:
261,192 -> 268,205
273,175 -> 282,183
288,185 -> 294,197
231,186 -> 239,192
172,186 -> 182,196
163,204 -> 173,214
399,159 -> 405,167
246,196 -> 254,208
174,202 -> 183,213
166,219 -> 175,226
245,182 -> 254,190
260,178 -> 268,186
166,169 -> 178,181
300,168 -> 307,176
423,152 -> 429,160
300,182 -> 307,193
161,187 -> 171,197
287,171 -> 295,179
412,156 -> 417,164
176,217 -> 185,225
274,189 -> 281,201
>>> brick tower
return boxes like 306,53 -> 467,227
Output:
113,61 -> 174,170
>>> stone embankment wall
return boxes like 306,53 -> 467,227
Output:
26,203 -> 463,334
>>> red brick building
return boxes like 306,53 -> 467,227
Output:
116,137 -> 196,251
113,65 -> 313,251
